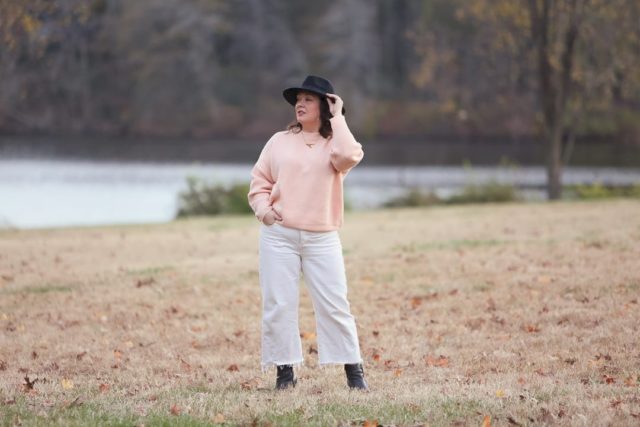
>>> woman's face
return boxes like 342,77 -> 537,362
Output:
295,91 -> 321,127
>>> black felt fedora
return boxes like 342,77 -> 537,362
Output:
283,75 -> 346,115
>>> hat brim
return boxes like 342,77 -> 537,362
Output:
282,87 -> 346,115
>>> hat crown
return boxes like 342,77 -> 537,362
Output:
300,75 -> 334,95
282,75 -> 345,115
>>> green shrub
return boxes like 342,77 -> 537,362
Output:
383,181 -> 518,208
176,176 -> 253,218
383,159 -> 521,208
384,188 -> 442,207
565,182 -> 640,200
630,184 -> 640,198
446,181 -> 518,204
573,182 -> 612,199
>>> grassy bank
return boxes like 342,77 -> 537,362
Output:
1,200 -> 639,426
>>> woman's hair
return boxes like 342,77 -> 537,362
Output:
286,91 -> 333,139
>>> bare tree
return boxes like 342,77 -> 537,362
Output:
527,0 -> 585,199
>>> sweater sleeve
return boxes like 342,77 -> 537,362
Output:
247,137 -> 275,222
329,115 -> 364,173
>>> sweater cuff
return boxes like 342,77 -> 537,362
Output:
330,114 -> 347,130
254,202 -> 273,222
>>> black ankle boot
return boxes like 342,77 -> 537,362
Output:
345,363 -> 369,391
275,364 -> 297,390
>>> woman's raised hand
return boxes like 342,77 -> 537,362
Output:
325,93 -> 343,118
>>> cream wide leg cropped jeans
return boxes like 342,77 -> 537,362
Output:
258,222 -> 363,372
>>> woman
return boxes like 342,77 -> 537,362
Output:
247,75 -> 368,391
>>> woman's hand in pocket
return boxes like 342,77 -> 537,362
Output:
263,208 -> 282,225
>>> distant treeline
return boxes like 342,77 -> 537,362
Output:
1,0 -> 639,144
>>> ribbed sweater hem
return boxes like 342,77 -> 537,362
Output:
273,220 -> 342,232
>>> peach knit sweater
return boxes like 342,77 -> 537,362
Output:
247,115 -> 364,231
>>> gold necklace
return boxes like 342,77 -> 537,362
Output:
301,130 -> 318,148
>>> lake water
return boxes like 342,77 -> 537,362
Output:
1,159 -> 639,229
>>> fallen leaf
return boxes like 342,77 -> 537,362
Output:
524,324 -> 541,333
410,297 -> 422,309
481,415 -> 491,427
624,376 -> 637,387
363,420 -> 378,427
300,331 -> 316,341
595,353 -> 612,361
507,416 -> 522,425
602,374 -> 616,384
180,358 -> 192,371
383,359 -> 397,369
394,369 -> 403,377
495,389 -> 505,398
191,340 -> 205,350
135,277 -> 155,288
227,364 -> 239,372
170,404 -> 181,416
61,378 -> 74,390
22,375 -> 38,392
372,353 -> 381,362
425,355 -> 449,368
240,377 -> 260,390
63,396 -> 82,408
99,383 -> 110,393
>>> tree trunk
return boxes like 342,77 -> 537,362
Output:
528,0 -> 582,200
547,124 -> 563,199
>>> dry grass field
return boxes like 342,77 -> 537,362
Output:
1,200 -> 639,426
